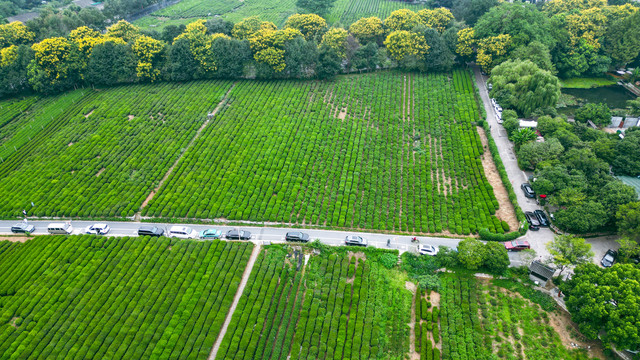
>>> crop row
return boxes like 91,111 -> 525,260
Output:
154,0 -> 240,18
0,80 -> 233,218
0,235 -> 252,359
328,0 -> 429,25
415,289 -> 441,360
217,245 -> 411,359
146,70 -> 506,235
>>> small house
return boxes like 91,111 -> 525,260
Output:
610,116 -> 623,128
529,261 -> 555,286
624,118 -> 639,128
519,120 -> 537,129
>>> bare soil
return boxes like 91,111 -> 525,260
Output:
128,115 -> 135,121
84,110 -> 94,118
548,309 -> 605,359
476,126 -> 519,230
0,236 -> 30,242
95,168 -> 105,177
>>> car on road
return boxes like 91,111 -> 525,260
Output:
199,228 -> 222,239
345,235 -> 367,247
168,226 -> 196,239
504,240 -> 531,251
226,229 -> 252,240
534,210 -> 550,227
491,98 -> 497,106
85,223 -> 110,235
487,83 -> 493,90
285,232 -> 310,242
601,249 -> 617,267
138,225 -> 164,237
495,105 -> 502,112
521,183 -> 536,198
417,244 -> 439,256
11,222 -> 35,233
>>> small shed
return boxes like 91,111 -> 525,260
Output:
610,116 -> 623,128
623,118 -> 639,128
529,261 -> 555,286
519,120 -> 538,129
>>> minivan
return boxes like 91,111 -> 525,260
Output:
48,223 -> 73,234
168,226 -> 196,239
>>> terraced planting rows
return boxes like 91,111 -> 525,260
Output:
147,70 -> 506,235
153,0 -> 241,19
217,245 -> 411,360
0,236 -> 252,360
328,0 -> 429,25
0,80 -> 233,218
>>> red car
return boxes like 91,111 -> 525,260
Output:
504,240 -> 531,251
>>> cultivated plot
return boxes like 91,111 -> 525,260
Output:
0,236 -> 252,360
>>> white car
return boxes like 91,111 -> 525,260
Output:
168,226 -> 197,239
495,105 -> 503,112
417,244 -> 439,256
491,98 -> 497,106
85,223 -> 110,235
345,235 -> 368,247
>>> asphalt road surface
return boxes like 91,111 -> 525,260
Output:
0,219 -> 527,266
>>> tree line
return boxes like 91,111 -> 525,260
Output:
1,0 -> 639,98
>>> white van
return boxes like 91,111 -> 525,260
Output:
48,222 -> 73,234
168,226 -> 196,239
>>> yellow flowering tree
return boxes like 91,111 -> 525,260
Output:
284,14 -> 327,40
384,9 -> 420,32
254,47 -> 286,72
320,28 -> 349,58
456,28 -> 476,57
0,45 -> 18,67
349,17 -> 384,44
384,30 -> 429,61
417,8 -> 454,33
248,28 -> 303,71
69,26 -> 101,41
0,22 -> 35,48
476,34 -> 511,72
174,20 -> 231,72
544,0 -> 606,15
106,20 -> 141,43
132,35 -> 165,81
232,16 -> 277,40
29,37 -> 81,92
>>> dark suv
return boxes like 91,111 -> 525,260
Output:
138,225 -> 165,237
285,232 -> 310,242
525,211 -> 540,230
534,210 -> 549,226
226,230 -> 251,240
521,183 -> 536,198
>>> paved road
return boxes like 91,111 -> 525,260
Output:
473,67 -> 619,266
0,219 -> 526,266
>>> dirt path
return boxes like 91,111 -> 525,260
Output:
0,236 -> 30,242
476,126 -> 519,230
208,243 -> 261,360
135,83 -> 236,219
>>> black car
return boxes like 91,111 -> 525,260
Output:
285,232 -> 310,242
138,225 -> 164,237
521,183 -> 536,198
601,249 -> 617,268
226,230 -> 251,240
534,210 -> 550,227
11,222 -> 35,233
525,211 -> 541,227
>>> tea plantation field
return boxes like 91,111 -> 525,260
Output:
0,236 -> 253,359
0,70 -> 507,235
216,245 -> 411,360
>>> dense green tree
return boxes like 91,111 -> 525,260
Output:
511,128 -> 537,149
532,164 -> 587,195
161,24 -> 186,43
284,37 -> 318,78
554,201 -> 608,233
315,47 -> 341,79
212,37 -> 251,78
510,40 -> 555,72
536,115 -> 571,137
205,18 -> 233,36
85,40 -> 136,85
350,42 -> 379,71
562,147 -> 609,179
546,234 -> 593,276
0,44 -> 32,97
165,37 -> 202,81
421,27 -> 454,71
490,59 -> 560,117
517,137 -> 564,170
483,241 -> 509,274
561,263 -> 640,349
296,0 -> 336,17
574,103 -> 611,127
600,181 -> 637,216
613,128 -> 640,176
26,7 -> 105,40
501,109 -> 519,137
603,11 -> 640,67
452,0 -> 498,26
617,201 -> 640,244
457,238 -> 487,270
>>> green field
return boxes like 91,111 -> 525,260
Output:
216,245 -> 410,360
135,0 -> 429,30
0,71 -> 507,236
559,77 -> 617,89
0,236 -> 253,359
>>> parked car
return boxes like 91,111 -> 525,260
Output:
11,222 -> 35,233
495,105 -> 503,112
85,223 -> 110,235
525,211 -> 541,227
48,222 -> 73,234
417,244 -> 439,256
226,229 -> 251,240
487,83 -> 493,90
345,235 -> 367,247
168,226 -> 196,239
138,225 -> 164,237
601,249 -> 617,267
534,210 -> 550,227
521,183 -> 536,198
285,232 -> 310,242
504,240 -> 531,251
199,228 -> 222,239
491,98 -> 497,106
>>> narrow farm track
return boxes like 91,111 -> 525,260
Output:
136,82 -> 237,218
208,243 -> 261,360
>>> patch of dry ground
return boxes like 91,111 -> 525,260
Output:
476,126 -> 519,231
0,236 -> 30,242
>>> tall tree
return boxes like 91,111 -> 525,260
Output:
546,234 -> 594,275
296,0 -> 337,17
85,40 -> 136,85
